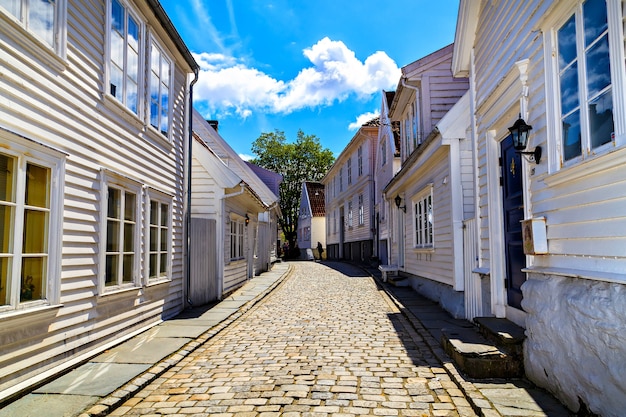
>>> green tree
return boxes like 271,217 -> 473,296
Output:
251,130 -> 334,251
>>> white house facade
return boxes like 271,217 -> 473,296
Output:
323,120 -> 378,262
297,181 -> 326,259
454,0 -> 626,415
383,45 -> 471,318
0,0 -> 197,400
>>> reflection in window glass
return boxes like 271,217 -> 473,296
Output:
0,0 -> 56,48
109,0 -> 140,114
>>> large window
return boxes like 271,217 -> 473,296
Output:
555,0 -> 618,163
147,194 -> 170,282
357,146 -> 363,176
348,201 -> 353,228
0,0 -> 57,48
149,41 -> 171,137
413,187 -> 433,249
0,142 -> 62,312
109,0 -> 140,114
358,194 -> 364,226
347,158 -> 352,185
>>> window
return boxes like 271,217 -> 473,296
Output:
0,140 -> 63,312
339,168 -> 343,192
381,140 -> 387,166
149,41 -> 171,137
412,101 -> 420,148
347,158 -> 352,185
147,193 -> 170,282
348,201 -> 353,227
0,0 -> 57,48
358,194 -> 364,226
109,0 -> 140,114
230,218 -> 245,260
555,0 -> 618,163
404,119 -> 410,157
358,146 -> 363,176
104,185 -> 138,289
413,187 -> 434,248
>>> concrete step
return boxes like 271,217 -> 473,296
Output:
474,317 -> 525,357
441,325 -> 524,379
388,276 -> 410,287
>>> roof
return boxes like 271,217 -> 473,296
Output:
305,182 -> 325,217
363,116 -> 381,127
245,162 -> 282,197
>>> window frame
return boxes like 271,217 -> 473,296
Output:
412,185 -> 434,250
347,157 -> 352,185
106,0 -> 144,117
99,169 -> 142,294
357,145 -> 363,176
229,215 -> 245,261
358,194 -> 364,226
145,187 -> 172,284
0,134 -> 65,314
347,201 -> 353,228
544,0 -> 626,171
0,0 -> 68,67
148,34 -> 174,139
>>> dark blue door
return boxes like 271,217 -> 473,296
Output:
501,136 -> 525,309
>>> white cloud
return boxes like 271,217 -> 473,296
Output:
348,111 -> 380,131
192,37 -> 400,117
239,153 -> 254,161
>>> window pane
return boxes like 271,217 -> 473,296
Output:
108,188 -> 120,219
111,0 -> 123,32
127,14 -> 138,50
160,228 -> 167,251
126,77 -> 137,114
150,225 -> 157,251
0,0 -> 21,18
105,254 -> 117,286
150,201 -> 158,225
23,209 -> 47,253
150,73 -> 159,128
558,15 -> 577,70
160,204 -> 168,226
123,222 -> 133,252
583,0 -> 608,47
585,34 -> 611,98
25,163 -> 49,208
122,254 -> 133,283
124,192 -> 135,221
110,65 -> 123,98
28,0 -> 55,46
160,91 -> 169,134
560,63 -> 579,116
0,257 -> 9,305
20,257 -> 45,302
563,111 -> 582,161
159,253 -> 167,274
0,154 -> 15,202
588,89 -> 614,148
161,56 -> 170,85
110,31 -> 124,67
0,205 -> 13,253
106,219 -> 119,251
149,253 -> 157,278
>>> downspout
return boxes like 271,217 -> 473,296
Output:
185,68 -> 199,308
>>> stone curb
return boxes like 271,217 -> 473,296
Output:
79,264 -> 294,417
361,265 -> 504,417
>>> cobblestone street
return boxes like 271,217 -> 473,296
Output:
110,262 -> 476,416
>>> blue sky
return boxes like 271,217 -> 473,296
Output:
160,0 -> 460,159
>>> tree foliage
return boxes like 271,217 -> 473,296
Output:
251,130 -> 334,245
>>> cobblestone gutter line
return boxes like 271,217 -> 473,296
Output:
374,281 -> 504,417
79,265 -> 294,417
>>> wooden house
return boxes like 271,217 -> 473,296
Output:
383,45 -> 470,317
0,0 -> 197,400
323,119 -> 378,262
297,181 -> 326,259
454,0 -> 626,414
191,110 -> 280,298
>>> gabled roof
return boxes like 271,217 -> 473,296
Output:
192,109 -> 279,208
245,162 -> 282,197
305,182 -> 325,217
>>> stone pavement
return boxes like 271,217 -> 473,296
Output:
0,262 -> 291,417
111,261 -> 572,417
0,260 -> 573,417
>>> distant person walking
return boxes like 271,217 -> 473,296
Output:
317,241 -> 324,261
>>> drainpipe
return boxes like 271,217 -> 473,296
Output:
185,68 -> 199,308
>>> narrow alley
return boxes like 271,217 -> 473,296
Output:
108,262 -> 569,417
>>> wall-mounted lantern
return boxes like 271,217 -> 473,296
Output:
394,195 -> 406,213
508,114 -> 541,163
245,214 -> 250,226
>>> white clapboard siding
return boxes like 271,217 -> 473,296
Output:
0,0 -> 192,397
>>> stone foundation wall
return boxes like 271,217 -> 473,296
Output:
522,274 -> 626,417
407,274 -> 465,319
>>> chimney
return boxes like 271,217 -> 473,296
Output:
206,120 -> 219,132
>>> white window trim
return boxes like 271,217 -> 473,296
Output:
228,213 -> 246,261
144,187 -> 173,285
147,32 -> 174,141
0,132 -> 65,314
104,0 -> 145,120
358,194 -> 364,226
0,0 -> 68,70
543,0 -> 626,173
99,168 -> 143,294
412,184 -> 434,250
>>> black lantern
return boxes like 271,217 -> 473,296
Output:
394,195 -> 406,212
508,114 -> 541,163
245,214 -> 250,226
